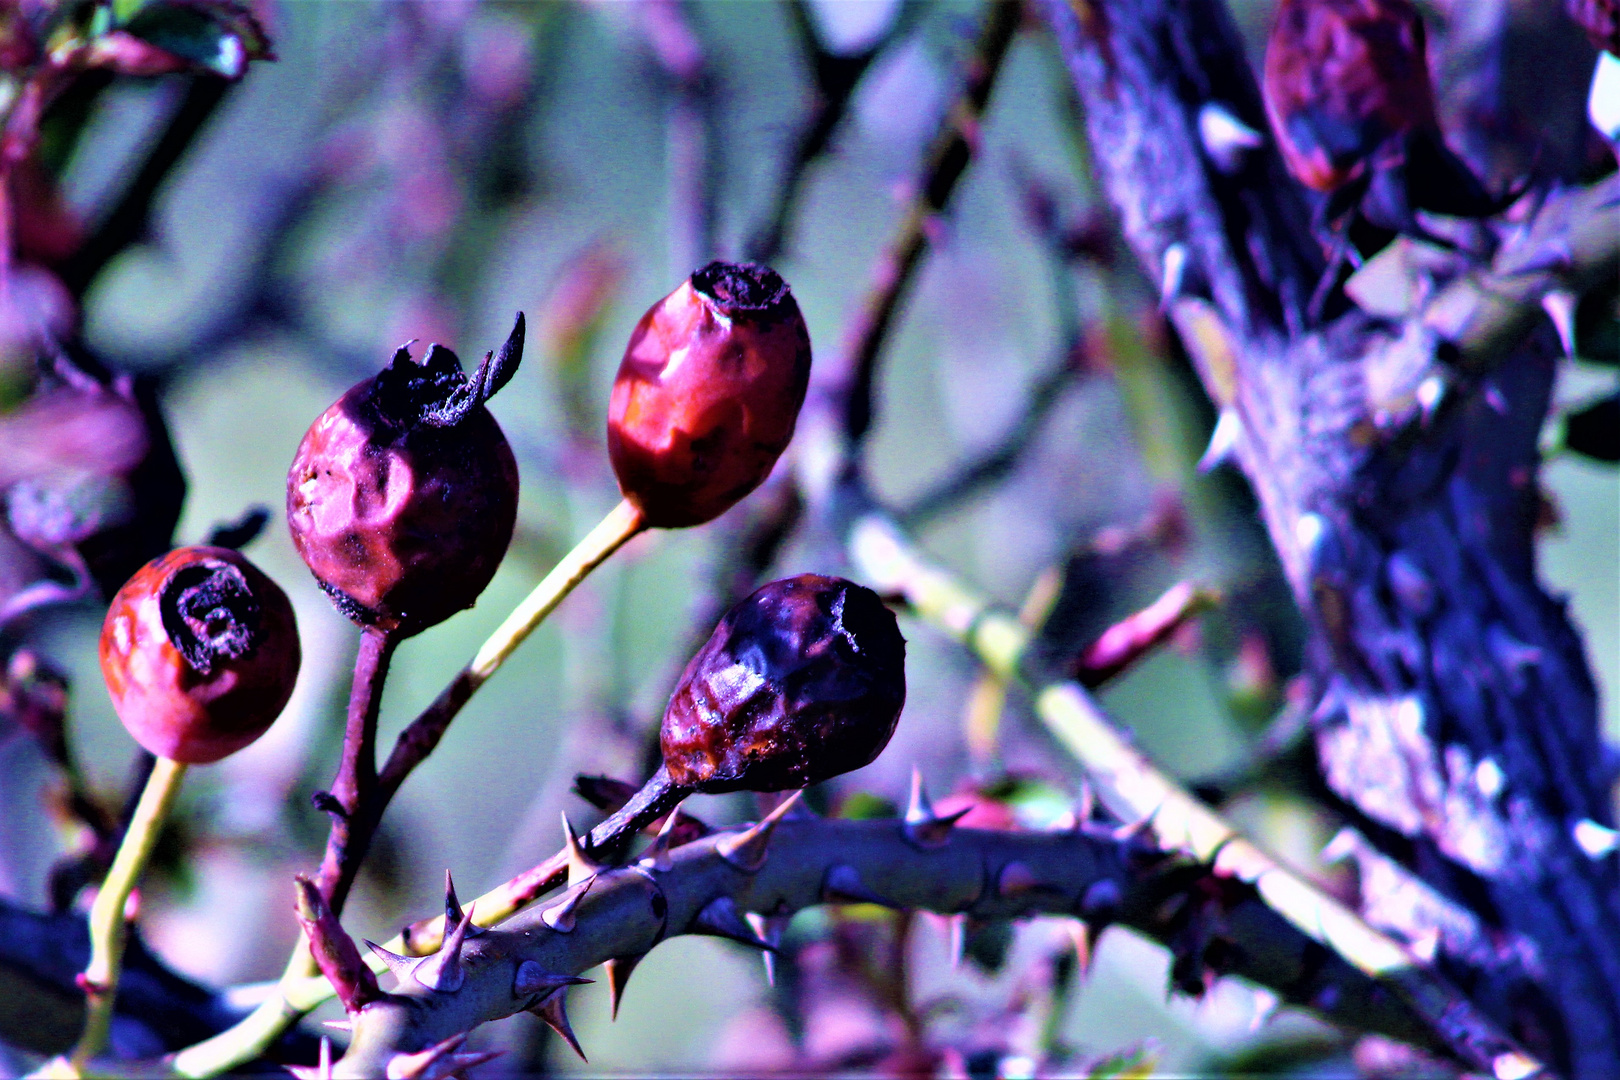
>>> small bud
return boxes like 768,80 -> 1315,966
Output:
292,875 -> 381,1013
997,862 -> 1040,898
661,575 -> 906,793
100,546 -> 300,764
287,317 -> 524,637
607,262 -> 811,528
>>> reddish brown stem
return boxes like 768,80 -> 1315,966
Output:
1074,582 -> 1217,688
313,626 -> 396,915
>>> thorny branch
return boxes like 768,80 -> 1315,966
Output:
337,813 -> 1504,1077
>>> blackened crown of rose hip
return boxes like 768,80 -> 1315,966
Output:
159,560 -> 262,676
287,316 -> 524,636
689,260 -> 791,313
660,573 -> 906,793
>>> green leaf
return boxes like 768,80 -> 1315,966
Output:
122,0 -> 272,79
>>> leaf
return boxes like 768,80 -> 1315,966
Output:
1084,1044 -> 1160,1080
120,0 -> 272,79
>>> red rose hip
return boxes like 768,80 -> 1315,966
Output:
607,262 -> 811,529
661,573 -> 906,793
100,545 -> 301,764
287,317 -> 523,636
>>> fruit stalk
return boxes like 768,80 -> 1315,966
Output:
313,626 -> 397,914
71,754 -> 188,1070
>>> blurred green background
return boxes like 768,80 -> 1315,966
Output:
1,0 -> 1612,1073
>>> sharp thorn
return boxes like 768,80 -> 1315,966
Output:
321,1020 -> 352,1033
513,959 -> 591,999
291,1037 -> 332,1080
1542,289 -> 1577,357
639,803 -> 685,872
604,953 -> 645,1021
442,869 -> 481,935
822,863 -> 891,906
413,901 -> 475,992
902,767 -> 969,848
561,812 -> 604,886
542,875 -> 595,933
1159,242 -> 1188,310
1198,408 -> 1243,473
690,895 -> 774,949
1197,101 -> 1264,173
715,790 -> 802,872
1076,781 -> 1095,825
948,913 -> 966,969
385,1033 -> 467,1080
363,940 -> 416,978
745,912 -> 789,987
529,990 -> 586,1061
1113,811 -> 1156,843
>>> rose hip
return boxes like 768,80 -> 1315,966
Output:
607,262 -> 811,529
287,317 -> 523,636
661,573 -> 906,793
100,545 -> 301,765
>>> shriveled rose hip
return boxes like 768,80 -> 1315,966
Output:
607,262 -> 811,529
100,545 -> 301,764
661,573 -> 906,793
287,317 -> 523,636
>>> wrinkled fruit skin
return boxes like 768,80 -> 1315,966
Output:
100,546 -> 300,764
661,573 -> 905,793
607,261 -> 811,529
287,362 -> 519,637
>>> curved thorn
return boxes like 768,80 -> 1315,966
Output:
513,959 -> 592,999
530,990 -> 586,1061
604,953 -> 645,1021
385,1032 -> 466,1080
745,913 -> 789,986
640,804 -> 685,872
715,790 -> 802,872
414,901 -> 475,992
948,913 -> 967,969
562,812 -> 604,886
363,940 -> 415,978
542,875 -> 596,933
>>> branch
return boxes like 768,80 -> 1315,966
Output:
57,75 -> 230,297
845,510 -> 1547,1079
816,0 -> 1022,448
335,813 -> 1479,1075
746,0 -> 922,263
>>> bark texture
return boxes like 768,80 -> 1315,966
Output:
1036,0 -> 1620,1075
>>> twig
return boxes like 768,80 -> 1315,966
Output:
169,498 -> 646,1077
57,76 -> 230,297
829,0 -> 1022,447
897,344 -> 1082,529
746,0 -> 921,262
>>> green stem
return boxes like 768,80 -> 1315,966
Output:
71,755 -> 188,1071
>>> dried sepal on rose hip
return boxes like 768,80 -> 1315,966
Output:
607,261 -> 811,529
661,573 -> 906,793
287,316 -> 524,637
100,545 -> 301,764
